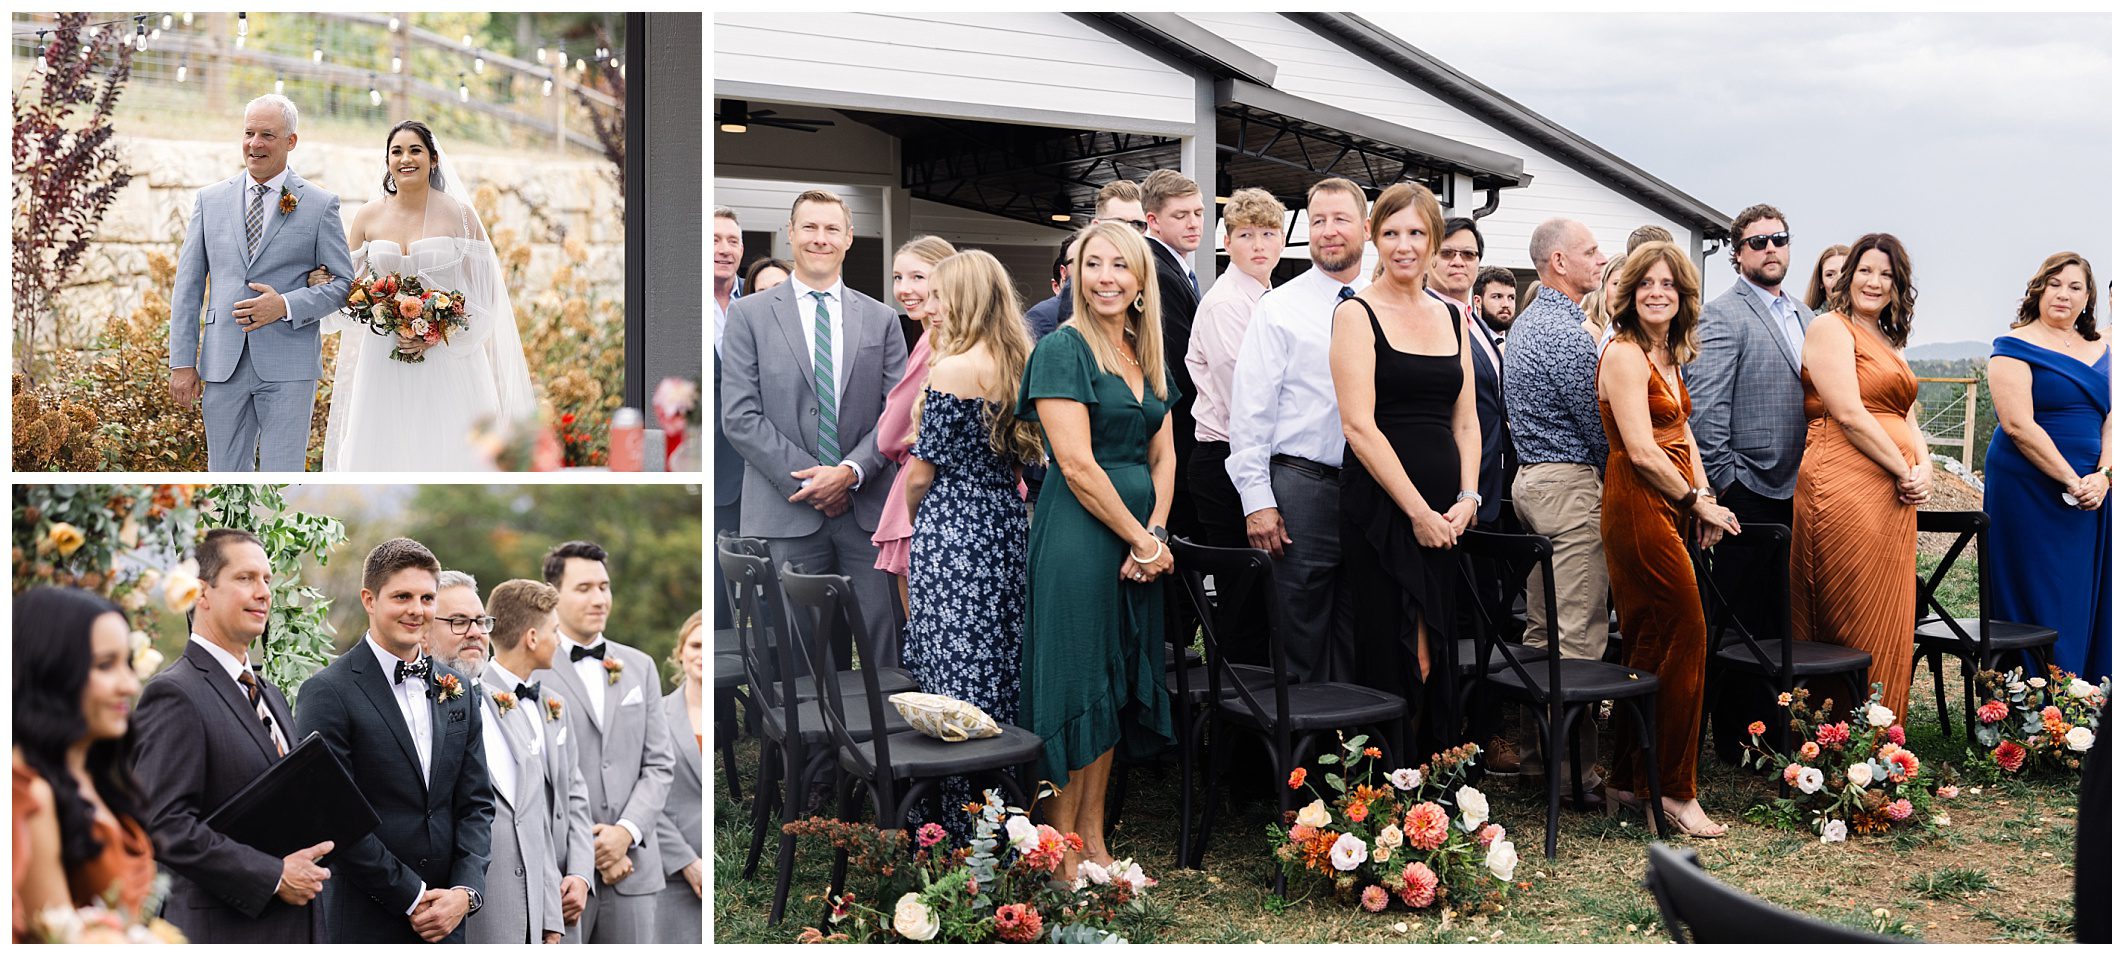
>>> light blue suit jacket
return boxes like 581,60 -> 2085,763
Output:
168,170 -> 354,383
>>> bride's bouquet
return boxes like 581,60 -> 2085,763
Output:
345,271 -> 470,364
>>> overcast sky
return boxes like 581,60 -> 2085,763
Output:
1376,12 -> 2111,348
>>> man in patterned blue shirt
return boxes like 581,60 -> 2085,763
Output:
1500,217 -> 1609,797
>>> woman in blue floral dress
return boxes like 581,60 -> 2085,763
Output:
903,249 -> 1044,838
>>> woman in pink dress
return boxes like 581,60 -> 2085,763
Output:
873,236 -> 959,614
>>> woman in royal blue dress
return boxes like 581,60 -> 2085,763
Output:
1984,252 -> 2111,680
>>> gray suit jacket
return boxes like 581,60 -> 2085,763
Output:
464,664 -> 564,943
545,640 -> 676,897
653,687 -> 703,939
168,171 -> 354,383
529,667 -> 596,899
720,279 -> 908,536
1682,278 -> 1811,499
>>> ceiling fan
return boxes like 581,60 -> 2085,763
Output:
716,99 -> 835,134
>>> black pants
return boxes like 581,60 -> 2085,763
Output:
1707,483 -> 1792,763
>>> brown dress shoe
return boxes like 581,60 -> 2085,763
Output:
1483,736 -> 1522,774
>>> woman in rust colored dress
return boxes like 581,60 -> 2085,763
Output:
1792,233 -> 1931,720
1597,242 -> 1741,839
13,588 -> 156,940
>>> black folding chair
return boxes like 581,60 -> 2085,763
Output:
1173,538 -> 1408,893
1700,523 -> 1871,760
1644,842 -> 1905,943
778,567 -> 1043,931
1912,511 -> 2058,741
1461,528 -> 1669,858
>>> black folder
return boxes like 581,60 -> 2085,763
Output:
204,732 -> 381,859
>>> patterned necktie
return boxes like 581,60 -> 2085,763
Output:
236,669 -> 285,756
809,290 -> 840,464
394,656 -> 431,684
1339,286 -> 1356,301
245,183 -> 269,259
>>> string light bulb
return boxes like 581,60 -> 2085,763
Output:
133,16 -> 148,51
34,30 -> 47,72
274,72 -> 285,95
458,72 -> 468,102
311,34 -> 323,63
474,55 -> 484,74
237,12 -> 247,36
161,14 -> 171,30
610,57 -> 621,70
536,43 -> 546,64
177,56 -> 189,83
541,78 -> 552,97
387,16 -> 399,32
391,54 -> 402,74
182,12 -> 193,26
574,57 -> 585,73
461,33 -> 472,47
368,72 -> 380,106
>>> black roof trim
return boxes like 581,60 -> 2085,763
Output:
1078,13 -> 1279,88
1220,79 -> 1529,190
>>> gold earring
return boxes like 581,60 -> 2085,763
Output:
1132,293 -> 1146,311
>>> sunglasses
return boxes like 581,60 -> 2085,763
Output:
1740,231 -> 1791,252
1096,217 -> 1149,233
1437,249 -> 1481,263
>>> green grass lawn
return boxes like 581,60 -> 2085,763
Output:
710,658 -> 2085,944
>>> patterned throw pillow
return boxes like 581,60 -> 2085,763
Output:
888,692 -> 1001,742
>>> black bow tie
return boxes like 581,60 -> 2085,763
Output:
515,682 -> 541,702
570,643 -> 606,663
394,656 -> 431,685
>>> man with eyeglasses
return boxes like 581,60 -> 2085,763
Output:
1681,203 -> 1811,760
428,569 -> 497,672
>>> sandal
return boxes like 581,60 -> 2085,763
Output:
1661,807 -> 1729,839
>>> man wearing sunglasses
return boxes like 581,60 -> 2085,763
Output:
1681,203 -> 1812,761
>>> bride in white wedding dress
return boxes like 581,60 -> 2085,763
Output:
311,120 -> 536,471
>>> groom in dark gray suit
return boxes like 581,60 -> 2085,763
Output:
168,93 -> 353,471
720,188 -> 908,666
294,538 -> 494,943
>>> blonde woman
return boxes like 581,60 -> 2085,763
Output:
900,250 -> 1043,840
655,612 -> 704,940
872,236 -> 959,614
1018,220 -> 1177,880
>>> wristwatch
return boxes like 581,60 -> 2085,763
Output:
455,886 -> 483,915
1149,525 -> 1170,544
1454,490 -> 1483,509
1676,486 -> 1711,510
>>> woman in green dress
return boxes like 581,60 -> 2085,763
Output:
1018,220 -> 1178,881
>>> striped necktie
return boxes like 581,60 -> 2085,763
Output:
245,183 -> 269,259
236,668 -> 285,757
809,291 -> 840,464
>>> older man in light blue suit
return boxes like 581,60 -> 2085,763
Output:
168,93 -> 353,472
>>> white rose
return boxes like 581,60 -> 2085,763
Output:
1295,799 -> 1331,829
1375,824 -> 1404,851
1111,859 -> 1151,893
2007,680 -> 2027,695
1484,838 -> 1519,881
2066,726 -> 2096,752
1454,785 -> 1490,831
1329,832 -> 1368,871
2069,679 -> 2096,699
1389,768 -> 1423,791
1865,704 -> 1895,728
1077,859 -> 1111,888
1819,819 -> 1848,844
1005,815 -> 1039,854
1795,767 -> 1824,794
2028,677 -> 2047,689
891,892 -> 939,941
1846,763 -> 1872,787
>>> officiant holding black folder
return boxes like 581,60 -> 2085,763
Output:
131,530 -> 331,943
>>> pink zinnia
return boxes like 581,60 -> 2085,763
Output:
1886,799 -> 1914,821
1398,862 -> 1439,908
1477,823 -> 1504,848
2041,705 -> 2064,723
1885,725 -> 1906,746
1816,722 -> 1851,748
1798,741 -> 1822,761
994,902 -> 1043,943
1977,701 -> 2010,724
917,823 -> 947,848
1403,802 -> 1450,851
1992,740 -> 2028,772
1360,885 -> 1389,912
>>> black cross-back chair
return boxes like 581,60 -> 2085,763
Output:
1643,842 -> 1905,943
777,566 -> 1043,931
718,545 -> 915,926
1912,510 -> 2059,741
1700,523 -> 1871,760
712,533 -> 765,800
1173,538 -> 1408,894
1460,528 -> 1670,858
1157,572 -> 1275,870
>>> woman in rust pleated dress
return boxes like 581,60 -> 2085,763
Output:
1792,233 -> 1931,720
1597,242 -> 1741,838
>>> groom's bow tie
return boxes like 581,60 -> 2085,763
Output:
515,682 -> 541,702
569,643 -> 606,663
394,656 -> 432,685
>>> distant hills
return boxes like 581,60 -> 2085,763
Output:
1904,340 -> 1990,361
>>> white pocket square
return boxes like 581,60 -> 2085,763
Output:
556,727 -> 569,747
621,686 -> 644,707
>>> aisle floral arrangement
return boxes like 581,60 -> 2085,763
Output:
1738,685 -> 1952,841
1972,666 -> 2109,776
1269,737 -> 1517,914
785,790 -> 1156,943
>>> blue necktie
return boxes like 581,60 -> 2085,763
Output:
1339,286 -> 1356,300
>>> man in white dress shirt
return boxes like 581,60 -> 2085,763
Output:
540,540 -> 675,943
1225,176 -> 1370,681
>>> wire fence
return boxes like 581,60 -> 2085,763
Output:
1915,376 -> 1994,471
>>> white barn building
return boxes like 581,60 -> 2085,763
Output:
713,12 -> 1729,306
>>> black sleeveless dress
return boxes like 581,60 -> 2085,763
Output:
1339,297 -> 1463,744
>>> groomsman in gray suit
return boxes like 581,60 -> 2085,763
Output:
720,189 -> 908,667
653,619 -> 704,942
541,541 -> 676,943
168,93 -> 354,471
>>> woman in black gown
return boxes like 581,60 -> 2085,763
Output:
1330,182 -> 1483,756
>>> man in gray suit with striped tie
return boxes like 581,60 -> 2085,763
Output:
167,93 -> 353,471
719,188 -> 908,666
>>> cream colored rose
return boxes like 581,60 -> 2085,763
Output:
1295,799 -> 1331,829
1454,785 -> 1490,831
2066,726 -> 2096,752
891,893 -> 939,941
1484,837 -> 1518,881
162,558 -> 203,614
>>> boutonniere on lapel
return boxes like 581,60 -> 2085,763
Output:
545,696 -> 564,723
602,657 -> 623,686
277,184 -> 298,216
491,689 -> 518,715
431,672 -> 465,702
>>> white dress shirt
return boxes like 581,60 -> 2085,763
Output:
481,682 -> 519,809
565,633 -> 645,848
783,273 -> 868,488
1225,266 -> 1371,515
489,660 -> 545,758
187,633 -> 289,754
365,635 -> 433,783
1744,278 -> 1809,362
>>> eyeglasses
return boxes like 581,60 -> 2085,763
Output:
1097,217 -> 1149,233
438,615 -> 495,636
1740,231 -> 1791,252
1437,249 -> 1481,263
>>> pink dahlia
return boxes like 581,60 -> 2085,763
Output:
1886,798 -> 1914,821
1992,740 -> 2028,773
1397,862 -> 1439,908
1885,725 -> 1906,746
1403,802 -> 1450,851
994,902 -> 1043,943
1816,721 -> 1852,748
1977,700 -> 2010,724
1885,749 -> 1920,782
1360,885 -> 1389,912
1782,763 -> 1804,786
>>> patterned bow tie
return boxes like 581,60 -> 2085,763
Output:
394,656 -> 431,685
569,643 -> 606,663
515,682 -> 541,702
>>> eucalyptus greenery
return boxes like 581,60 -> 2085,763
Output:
201,484 -> 347,702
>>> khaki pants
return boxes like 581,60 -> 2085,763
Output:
1511,462 -> 1608,662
